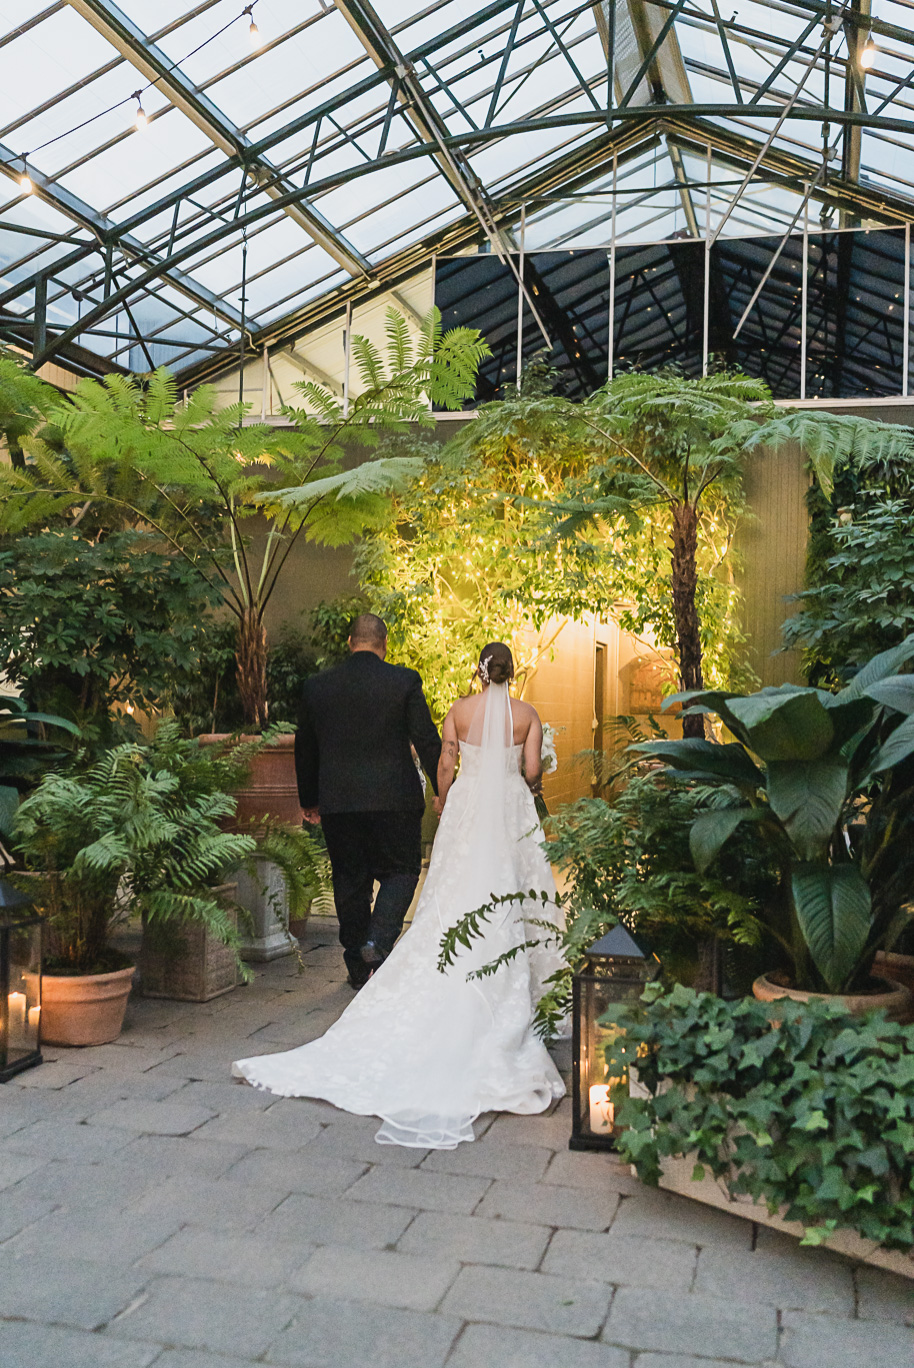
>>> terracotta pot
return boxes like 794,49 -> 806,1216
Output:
40,964 -> 135,1046
752,972 -> 913,1023
198,733 -> 300,827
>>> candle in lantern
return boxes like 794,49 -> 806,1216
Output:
589,1083 -> 614,1132
28,1006 -> 40,1032
7,991 -> 26,1038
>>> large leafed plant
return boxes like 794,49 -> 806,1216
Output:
637,637 -> 914,993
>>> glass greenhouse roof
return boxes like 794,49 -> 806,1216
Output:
2,0 -> 914,382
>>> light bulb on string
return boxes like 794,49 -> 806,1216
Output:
132,92 -> 147,131
18,160 -> 33,194
860,34 -> 877,68
244,4 -> 260,45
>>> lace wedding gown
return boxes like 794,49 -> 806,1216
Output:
232,682 -> 565,1149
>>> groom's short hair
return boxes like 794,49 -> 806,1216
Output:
349,613 -> 387,648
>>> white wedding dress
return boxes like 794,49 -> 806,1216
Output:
232,682 -> 566,1148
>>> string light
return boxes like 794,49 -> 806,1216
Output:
244,4 -> 260,46
6,3 -> 266,184
860,34 -> 877,68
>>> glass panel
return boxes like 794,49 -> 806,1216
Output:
614,242 -> 704,376
710,233 -> 804,397
806,228 -> 907,399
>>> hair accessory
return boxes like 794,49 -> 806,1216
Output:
478,656 -> 491,684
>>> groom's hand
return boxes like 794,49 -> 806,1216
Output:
302,807 -> 321,826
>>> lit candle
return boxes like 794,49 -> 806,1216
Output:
589,1083 -> 614,1132
7,992 -> 26,1041
28,1006 -> 40,1033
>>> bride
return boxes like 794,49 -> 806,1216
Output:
232,642 -> 565,1149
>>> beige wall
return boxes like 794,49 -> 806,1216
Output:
736,442 -> 809,688
522,615 -> 674,807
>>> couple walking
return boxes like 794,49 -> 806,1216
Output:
233,614 -> 565,1150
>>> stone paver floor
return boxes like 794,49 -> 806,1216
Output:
0,917 -> 911,1368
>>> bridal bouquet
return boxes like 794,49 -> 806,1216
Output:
541,724 -> 558,774
535,724 -> 557,821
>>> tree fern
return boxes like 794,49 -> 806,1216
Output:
0,310 -> 487,727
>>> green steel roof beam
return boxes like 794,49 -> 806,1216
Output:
65,0 -> 372,279
0,138 -> 244,331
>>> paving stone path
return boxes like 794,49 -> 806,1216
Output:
0,917 -> 911,1368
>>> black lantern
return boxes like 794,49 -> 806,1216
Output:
0,879 -> 42,1082
570,924 -> 659,1151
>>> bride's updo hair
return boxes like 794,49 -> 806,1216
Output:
478,641 -> 514,686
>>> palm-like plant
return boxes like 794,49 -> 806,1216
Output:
0,312 -> 488,728
534,371 -> 772,733
636,637 -> 914,993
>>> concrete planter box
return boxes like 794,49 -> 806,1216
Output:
234,857 -> 294,962
653,1153 -> 914,1280
139,885 -> 240,1002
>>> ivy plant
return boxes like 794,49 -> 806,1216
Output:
611,983 -> 914,1252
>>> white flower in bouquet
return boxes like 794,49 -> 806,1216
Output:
541,723 -> 558,774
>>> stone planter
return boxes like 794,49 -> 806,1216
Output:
139,884 -> 240,1002
40,964 -> 135,1046
752,971 -> 913,1022
234,857 -> 294,962
653,1152 -> 914,1280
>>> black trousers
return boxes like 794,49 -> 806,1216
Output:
320,810 -> 423,975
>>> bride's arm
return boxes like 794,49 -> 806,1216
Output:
523,711 -> 544,796
436,709 -> 459,813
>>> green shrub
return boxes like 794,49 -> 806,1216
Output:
611,983 -> 914,1251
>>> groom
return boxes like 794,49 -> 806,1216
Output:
296,613 -> 442,988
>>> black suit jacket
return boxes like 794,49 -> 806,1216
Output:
295,652 -> 442,813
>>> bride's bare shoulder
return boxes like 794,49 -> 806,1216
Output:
449,693 -> 478,719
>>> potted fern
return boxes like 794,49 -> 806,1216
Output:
135,725 -> 330,994
12,740 -> 256,1044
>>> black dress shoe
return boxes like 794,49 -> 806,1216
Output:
360,941 -> 385,968
347,971 -> 369,990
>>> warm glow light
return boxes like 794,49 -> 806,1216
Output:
19,171 -> 33,194
860,37 -> 877,68
7,992 -> 26,1037
589,1082 -> 618,1132
28,1006 -> 40,1031
249,18 -> 260,43
135,102 -> 147,131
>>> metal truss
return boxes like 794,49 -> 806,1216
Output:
2,0 -> 914,382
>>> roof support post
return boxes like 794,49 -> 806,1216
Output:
841,0 -> 871,223
904,221 -> 911,396
608,149 -> 617,380
33,275 -> 47,361
703,143 -> 710,375
801,187 -> 808,399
